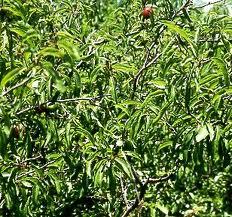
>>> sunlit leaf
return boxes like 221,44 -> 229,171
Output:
196,125 -> 209,142
115,157 -> 132,179
156,203 -> 169,215
162,20 -> 192,43
21,180 -> 33,188
112,62 -> 137,74
0,67 -> 27,88
94,160 -> 106,187
213,57 -> 230,86
39,47 -> 64,58
162,20 -> 196,56
158,141 -> 173,152
150,79 -> 166,89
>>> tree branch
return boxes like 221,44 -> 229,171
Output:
120,176 -> 129,208
173,0 -> 193,17
121,173 -> 173,217
131,26 -> 164,99
131,0 -> 195,99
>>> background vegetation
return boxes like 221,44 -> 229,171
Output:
0,0 -> 231,216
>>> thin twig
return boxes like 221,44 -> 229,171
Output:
40,159 -> 57,169
16,105 -> 35,115
120,176 -> 129,208
1,77 -> 32,97
56,95 -> 110,103
21,154 -> 43,163
194,0 -> 225,9
125,29 -> 142,37
17,159 -> 57,179
131,25 -> 165,99
173,0 -> 193,17
93,39 -> 108,45
16,94 -> 111,115
145,173 -> 173,184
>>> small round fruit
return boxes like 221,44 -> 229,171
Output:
12,125 -> 20,139
142,7 -> 153,19
11,124 -> 25,139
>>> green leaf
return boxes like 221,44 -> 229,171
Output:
54,79 -> 66,93
39,47 -> 64,58
94,160 -> 106,187
0,130 -> 8,157
10,27 -> 27,37
58,40 -> 80,60
1,67 -> 27,88
185,79 -> 191,112
207,123 -> 215,141
46,153 -> 61,160
162,20 -> 196,56
90,65 -> 103,83
115,157 -> 132,179
112,62 -> 137,74
8,167 -> 18,184
57,31 -> 74,39
108,166 -> 116,194
65,122 -> 71,147
225,87 -> 232,95
213,57 -> 230,86
33,185 -> 40,203
5,193 -> 13,209
156,203 -> 169,215
86,159 -> 93,177
2,6 -> 24,19
115,104 -> 129,116
76,127 -> 95,144
152,101 -> 171,124
196,125 -> 209,142
21,180 -> 33,188
110,77 -> 117,103
150,79 -> 166,89
121,100 -> 142,107
158,141 -> 173,152
124,151 -> 141,161
42,61 -> 60,79
48,173 -> 61,194
200,73 -> 222,85
162,20 -> 192,44
0,57 -> 6,77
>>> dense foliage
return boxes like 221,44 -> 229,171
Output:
0,0 -> 231,216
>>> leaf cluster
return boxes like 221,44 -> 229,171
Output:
0,0 -> 231,216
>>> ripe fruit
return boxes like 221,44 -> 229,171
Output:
12,125 -> 20,139
142,7 -> 153,19
11,124 -> 25,139
35,104 -> 49,114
